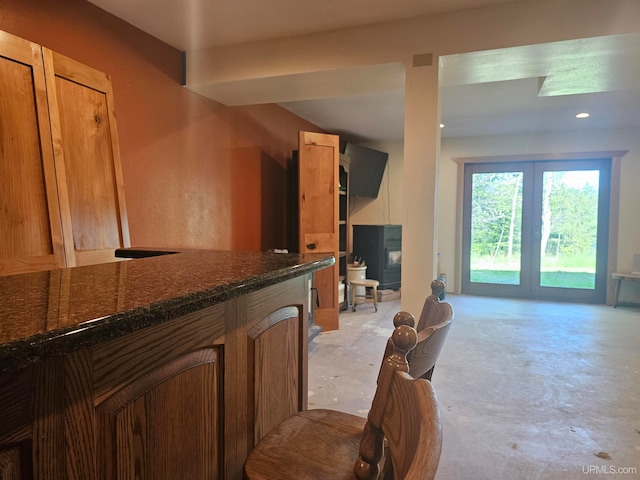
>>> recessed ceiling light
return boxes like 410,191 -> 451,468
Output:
576,112 -> 590,119
440,123 -> 445,128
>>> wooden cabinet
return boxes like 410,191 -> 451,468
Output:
338,154 -> 350,311
43,48 -> 130,267
291,131 -> 340,331
245,281 -> 308,445
0,31 -> 129,277
0,32 -> 66,275
0,275 -> 309,480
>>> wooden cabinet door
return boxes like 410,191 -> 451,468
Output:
92,301 -> 227,480
96,350 -> 223,480
0,366 -> 32,480
43,48 -> 130,267
0,447 -> 22,478
298,131 -> 339,330
0,32 -> 66,276
247,306 -> 304,444
1,33 -> 130,275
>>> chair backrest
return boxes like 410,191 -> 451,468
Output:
383,303 -> 453,382
397,279 -> 454,381
408,308 -> 453,380
416,279 -> 451,331
382,371 -> 442,480
353,324 -> 442,480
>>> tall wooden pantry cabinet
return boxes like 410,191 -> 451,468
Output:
338,154 -> 350,311
0,30 -> 129,277
289,131 -> 341,331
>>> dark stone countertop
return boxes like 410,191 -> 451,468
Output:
0,249 -> 334,375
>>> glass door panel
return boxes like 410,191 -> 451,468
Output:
538,170 -> 600,290
470,171 -> 523,286
462,162 -> 533,298
530,160 -> 609,303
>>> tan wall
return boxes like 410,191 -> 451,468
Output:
0,0 -> 323,252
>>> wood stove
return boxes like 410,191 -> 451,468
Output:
352,225 -> 402,290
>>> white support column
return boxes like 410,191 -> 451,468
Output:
401,53 -> 441,316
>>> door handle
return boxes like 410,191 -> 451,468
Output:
306,243 -> 316,250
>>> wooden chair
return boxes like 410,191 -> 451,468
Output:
390,279 -> 454,381
243,322 -> 443,480
416,279 -> 450,331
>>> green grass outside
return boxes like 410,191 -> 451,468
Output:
539,254 -> 597,271
470,270 -> 595,289
471,254 -> 596,271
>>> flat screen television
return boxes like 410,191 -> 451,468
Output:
344,143 -> 388,199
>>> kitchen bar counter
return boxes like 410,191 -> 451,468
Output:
0,248 -> 333,479
0,249 -> 333,375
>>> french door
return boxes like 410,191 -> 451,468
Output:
461,159 -> 610,303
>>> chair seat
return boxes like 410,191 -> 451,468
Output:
244,409 -> 367,480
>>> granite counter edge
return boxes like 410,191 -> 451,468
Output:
0,256 -> 334,376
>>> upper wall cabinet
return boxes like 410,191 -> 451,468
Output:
0,31 -> 129,276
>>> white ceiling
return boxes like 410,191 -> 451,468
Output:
87,0 -> 521,50
87,0 -> 640,143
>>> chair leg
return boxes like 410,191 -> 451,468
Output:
372,285 -> 378,312
352,286 -> 357,311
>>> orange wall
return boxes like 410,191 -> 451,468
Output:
1,0 -> 323,251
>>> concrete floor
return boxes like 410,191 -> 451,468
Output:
308,295 -> 640,479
